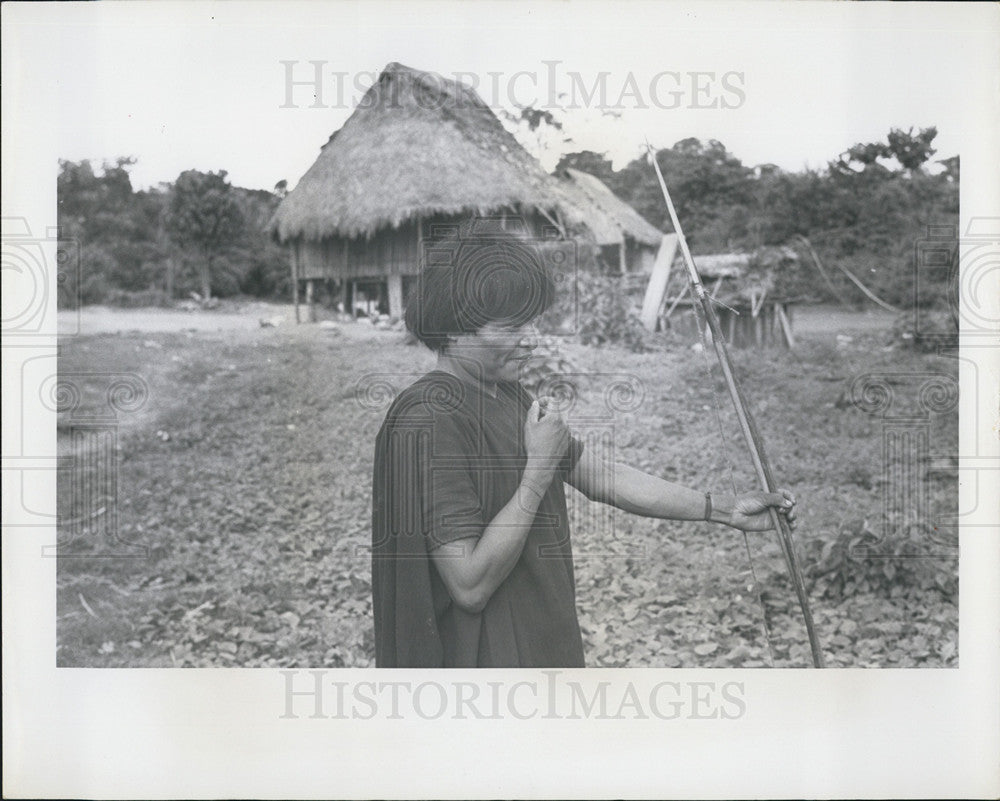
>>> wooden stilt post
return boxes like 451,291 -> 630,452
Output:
292,241 -> 301,324
305,278 -> 316,322
388,274 -> 404,320
777,303 -> 796,348
663,288 -> 687,321
417,217 -> 424,268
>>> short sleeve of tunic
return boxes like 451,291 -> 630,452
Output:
389,402 -> 488,551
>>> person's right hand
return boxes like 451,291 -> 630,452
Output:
524,397 -> 570,474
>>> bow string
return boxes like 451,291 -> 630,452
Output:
646,142 -> 826,668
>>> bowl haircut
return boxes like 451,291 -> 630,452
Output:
405,234 -> 556,353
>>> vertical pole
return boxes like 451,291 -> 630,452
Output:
619,239 -> 627,274
640,234 -> 678,332
416,217 -> 424,270
777,303 -> 796,348
292,240 -> 301,324
388,274 -> 404,320
305,278 -> 316,322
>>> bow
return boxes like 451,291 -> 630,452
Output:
647,143 -> 825,668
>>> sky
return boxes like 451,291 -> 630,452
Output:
5,1 -> 992,192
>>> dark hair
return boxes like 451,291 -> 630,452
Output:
404,233 -> 555,353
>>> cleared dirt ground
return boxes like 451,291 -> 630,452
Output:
54,302 -> 957,668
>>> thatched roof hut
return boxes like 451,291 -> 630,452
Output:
271,62 -> 683,321
271,62 -> 598,319
557,168 -> 664,273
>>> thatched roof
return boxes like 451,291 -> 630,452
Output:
690,253 -> 752,278
558,168 -> 664,247
271,62 -> 585,241
667,247 -> 800,303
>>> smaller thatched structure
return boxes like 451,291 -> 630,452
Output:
660,247 -> 800,348
557,168 -> 664,273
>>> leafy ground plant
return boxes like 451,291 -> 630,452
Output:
55,306 -> 957,668
804,518 -> 958,601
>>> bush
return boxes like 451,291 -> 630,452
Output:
516,336 -> 578,395
890,309 -> 958,352
803,518 -> 957,601
539,271 -> 654,352
73,272 -> 112,307
238,246 -> 290,299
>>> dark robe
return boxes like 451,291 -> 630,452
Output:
371,370 -> 585,667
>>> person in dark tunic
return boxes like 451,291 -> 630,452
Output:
371,232 -> 797,668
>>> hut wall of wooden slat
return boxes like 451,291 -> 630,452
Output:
290,211 -> 561,319
664,301 -> 796,349
292,211 -> 560,282
633,241 -> 657,274
597,239 -> 658,274
293,222 -> 422,281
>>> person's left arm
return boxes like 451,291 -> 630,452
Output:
565,444 -> 796,532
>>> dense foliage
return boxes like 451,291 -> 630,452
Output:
555,127 -> 959,308
59,126 -> 957,315
538,270 -> 654,352
57,160 -> 290,305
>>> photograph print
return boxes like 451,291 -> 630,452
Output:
44,7 -> 970,674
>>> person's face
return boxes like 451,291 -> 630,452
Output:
447,320 -> 540,386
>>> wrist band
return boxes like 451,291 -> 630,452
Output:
704,491 -> 713,521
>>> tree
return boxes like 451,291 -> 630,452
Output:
886,126 -> 937,173
831,126 -> 938,176
500,104 -> 572,162
57,157 -> 164,302
165,170 -> 245,300
616,138 -> 755,251
230,187 -> 290,299
936,155 -> 959,184
58,157 -> 137,241
553,150 -> 615,185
